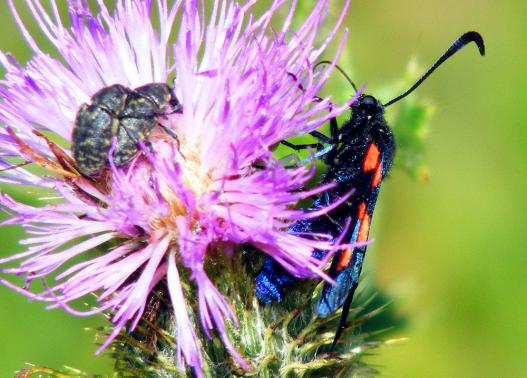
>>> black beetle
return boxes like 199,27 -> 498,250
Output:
72,83 -> 182,176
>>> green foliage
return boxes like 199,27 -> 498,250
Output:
15,365 -> 103,378
391,99 -> 434,182
382,60 -> 436,182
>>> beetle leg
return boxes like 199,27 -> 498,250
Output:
158,124 -> 185,160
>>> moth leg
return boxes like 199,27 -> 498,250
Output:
281,140 -> 324,152
309,130 -> 333,145
329,116 -> 339,143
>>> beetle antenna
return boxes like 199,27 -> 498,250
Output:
314,61 -> 358,92
384,31 -> 485,107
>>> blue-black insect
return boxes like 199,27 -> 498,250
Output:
255,31 -> 485,347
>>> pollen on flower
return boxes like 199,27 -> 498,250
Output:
178,143 -> 215,198
143,135 -> 214,236
0,0 -> 354,376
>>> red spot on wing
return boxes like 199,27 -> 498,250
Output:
357,201 -> 371,243
357,213 -> 371,243
336,202 -> 370,271
371,161 -> 383,188
336,248 -> 353,271
362,143 -> 380,173
357,202 -> 367,220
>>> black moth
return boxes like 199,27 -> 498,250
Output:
72,83 -> 182,177
255,31 -> 485,347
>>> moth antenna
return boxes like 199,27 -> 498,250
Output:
384,31 -> 485,107
314,60 -> 358,92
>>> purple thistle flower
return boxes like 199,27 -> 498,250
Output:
0,0 -> 356,375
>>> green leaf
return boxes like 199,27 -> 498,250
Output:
385,60 -> 436,182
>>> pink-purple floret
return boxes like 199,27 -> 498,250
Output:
0,0 -> 355,376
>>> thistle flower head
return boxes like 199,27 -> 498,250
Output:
0,0 -> 353,375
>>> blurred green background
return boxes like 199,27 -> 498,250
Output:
0,1 -> 525,377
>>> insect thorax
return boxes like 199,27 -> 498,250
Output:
324,95 -> 395,190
